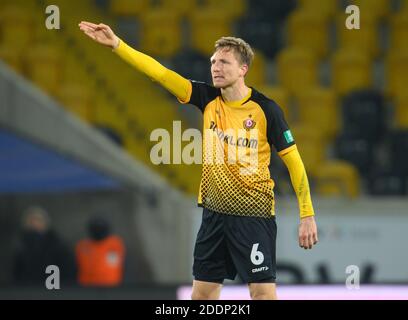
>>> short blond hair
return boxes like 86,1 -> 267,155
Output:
215,36 -> 254,67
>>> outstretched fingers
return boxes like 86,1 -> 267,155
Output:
79,21 -> 99,29
84,30 -> 96,40
79,25 -> 94,34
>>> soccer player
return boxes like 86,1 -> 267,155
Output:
79,21 -> 318,300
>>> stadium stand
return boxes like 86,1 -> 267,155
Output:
0,0 -> 407,197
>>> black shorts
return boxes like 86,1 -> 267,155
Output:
193,207 -> 277,284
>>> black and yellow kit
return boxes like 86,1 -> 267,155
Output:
113,39 -> 316,283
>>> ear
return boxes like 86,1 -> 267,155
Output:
240,64 -> 249,77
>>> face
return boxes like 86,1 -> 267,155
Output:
210,48 -> 248,89
25,212 -> 48,233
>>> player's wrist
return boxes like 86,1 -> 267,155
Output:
112,37 -> 120,50
300,214 -> 315,221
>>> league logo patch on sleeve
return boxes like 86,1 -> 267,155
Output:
283,130 -> 294,143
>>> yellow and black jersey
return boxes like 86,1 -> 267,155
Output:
181,81 -> 296,218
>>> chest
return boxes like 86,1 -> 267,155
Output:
203,99 -> 266,135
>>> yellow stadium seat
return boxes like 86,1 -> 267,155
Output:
190,9 -> 233,56
57,84 -> 93,122
0,45 -> 24,74
200,0 -> 247,20
296,86 -> 340,141
256,85 -> 291,120
385,51 -> 408,98
352,0 -> 390,20
125,93 -> 177,129
2,0 -> 38,7
0,7 -> 36,50
314,160 -> 361,198
394,94 -> 408,129
287,10 -> 330,58
332,49 -> 372,96
291,125 -> 326,176
140,10 -> 182,58
297,0 -> 338,19
297,141 -> 325,178
336,12 -> 380,58
245,49 -> 267,88
109,0 -> 149,16
181,164 -> 202,195
390,12 -> 408,52
162,162 -> 202,196
93,97 -> 128,137
124,135 -> 152,166
276,47 -> 319,96
24,45 -> 62,95
61,55 -> 94,86
154,0 -> 198,18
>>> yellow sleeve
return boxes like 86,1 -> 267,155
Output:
280,146 -> 315,219
113,39 -> 192,102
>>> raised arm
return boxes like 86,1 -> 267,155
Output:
78,21 -> 191,102
280,147 -> 318,250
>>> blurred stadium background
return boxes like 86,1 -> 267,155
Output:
1,0 -> 408,299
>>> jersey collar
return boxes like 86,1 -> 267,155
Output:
222,88 -> 252,107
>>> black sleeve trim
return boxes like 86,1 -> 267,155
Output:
254,93 -> 295,152
188,80 -> 220,112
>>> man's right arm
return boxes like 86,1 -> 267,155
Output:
113,39 -> 192,103
78,21 -> 192,103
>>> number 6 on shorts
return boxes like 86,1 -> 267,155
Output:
250,243 -> 264,265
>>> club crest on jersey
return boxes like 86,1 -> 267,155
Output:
243,115 -> 256,131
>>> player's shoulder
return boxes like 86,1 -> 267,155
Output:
188,80 -> 221,109
191,80 -> 221,96
250,87 -> 284,117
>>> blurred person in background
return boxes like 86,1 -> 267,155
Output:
78,21 -> 318,300
13,206 -> 76,286
76,215 -> 125,287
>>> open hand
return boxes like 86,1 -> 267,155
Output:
78,21 -> 119,49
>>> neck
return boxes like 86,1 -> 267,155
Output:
221,81 -> 250,102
